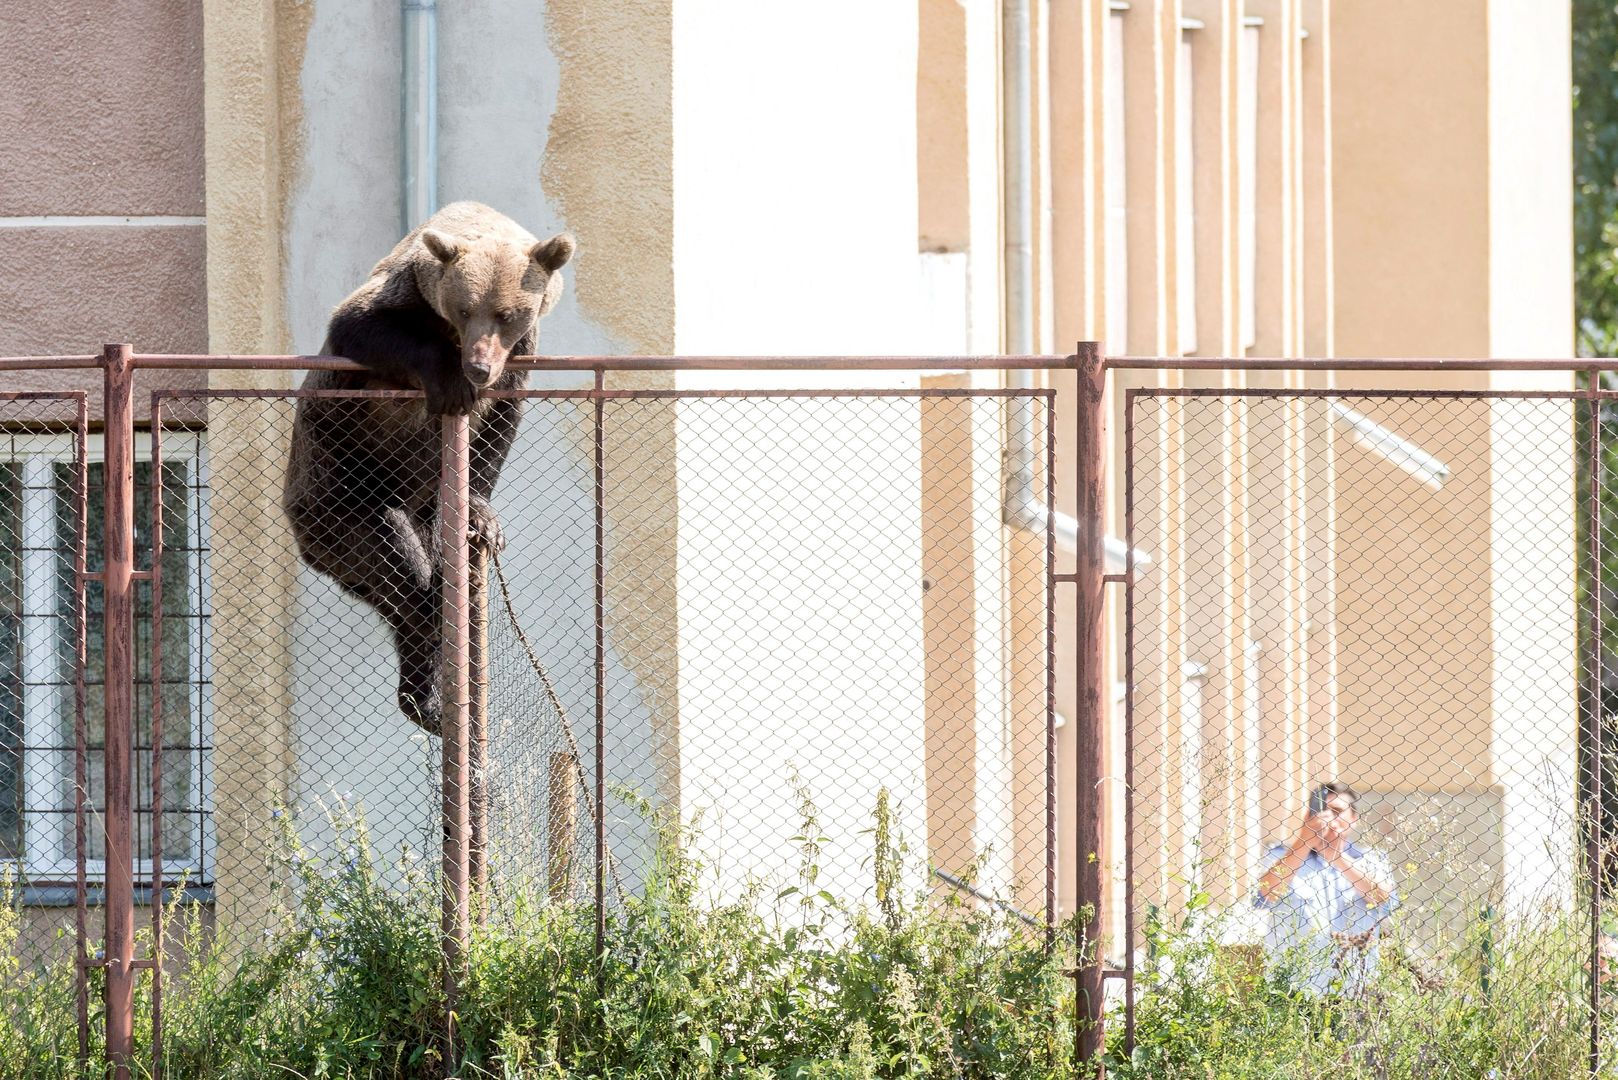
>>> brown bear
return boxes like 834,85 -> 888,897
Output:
283,201 -> 575,731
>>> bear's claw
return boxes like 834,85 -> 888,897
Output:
468,497 -> 506,553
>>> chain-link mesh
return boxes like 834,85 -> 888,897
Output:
157,385 -> 1056,963
1126,391 -> 1604,1059
0,394 -> 90,1058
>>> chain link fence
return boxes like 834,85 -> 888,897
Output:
178,388 -> 1057,926
0,393 -> 92,1062
1124,389 -> 1606,1066
63,377 -> 1059,1073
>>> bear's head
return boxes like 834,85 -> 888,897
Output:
418,227 -> 576,388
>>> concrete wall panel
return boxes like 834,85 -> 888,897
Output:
0,224 -> 206,418
0,0 -> 203,216
0,225 -> 207,354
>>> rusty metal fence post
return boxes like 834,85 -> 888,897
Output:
1073,342 -> 1108,1074
439,412 -> 473,1060
1587,375 -> 1605,1076
470,547 -> 489,903
101,343 -> 138,1080
593,370 -> 607,980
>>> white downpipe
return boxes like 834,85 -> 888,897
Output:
403,0 -> 438,231
1000,0 -> 1146,573
1002,0 -> 1043,547
1004,0 -> 1036,358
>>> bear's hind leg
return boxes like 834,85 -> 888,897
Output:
389,583 -> 442,734
295,502 -> 443,733
365,510 -> 443,734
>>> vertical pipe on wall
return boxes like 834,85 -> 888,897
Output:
102,344 -> 136,1080
403,0 -> 439,231
1003,0 -> 1041,532
1002,0 -> 1039,533
1004,0 -> 1035,358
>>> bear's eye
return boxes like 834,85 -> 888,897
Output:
459,308 -> 471,321
497,309 -> 514,323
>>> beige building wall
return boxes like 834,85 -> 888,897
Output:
0,0 -> 210,949
199,0 -> 305,947
1047,0 -> 1575,956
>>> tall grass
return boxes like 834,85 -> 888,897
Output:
1,793 -> 1074,1079
1105,887 -> 1611,1079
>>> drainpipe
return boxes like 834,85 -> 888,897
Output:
1000,1 -> 1145,572
403,0 -> 438,231
1002,0 -> 1042,541
1004,0 -> 1036,360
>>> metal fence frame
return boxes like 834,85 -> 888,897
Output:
0,344 -> 1079,1079
6,348 -> 1611,1080
10,344 -> 1616,1076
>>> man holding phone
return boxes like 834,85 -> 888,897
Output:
1254,781 -> 1398,994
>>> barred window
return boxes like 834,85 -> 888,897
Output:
0,434 -> 209,884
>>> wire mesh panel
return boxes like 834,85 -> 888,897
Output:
482,390 -> 1057,925
146,384 -> 1057,958
1125,390 -> 1603,1069
0,394 -> 89,1061
169,392 -> 442,947
0,360 -> 1082,1075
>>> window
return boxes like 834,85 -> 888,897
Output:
0,432 -> 209,883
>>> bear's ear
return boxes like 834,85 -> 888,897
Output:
420,229 -> 464,264
529,234 -> 576,273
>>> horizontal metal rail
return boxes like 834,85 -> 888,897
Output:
1107,355 -> 1615,371
129,353 -> 1078,371
151,386 -> 1057,402
8,350 -> 1618,374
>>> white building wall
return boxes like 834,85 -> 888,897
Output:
1486,0 -> 1576,916
672,3 -> 935,903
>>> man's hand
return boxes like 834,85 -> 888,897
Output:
1258,819 -> 1321,903
1290,814 -> 1325,856
1325,846 -> 1392,906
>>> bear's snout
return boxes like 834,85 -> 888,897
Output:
463,332 -> 507,388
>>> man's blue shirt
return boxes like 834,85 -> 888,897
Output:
1253,841 -> 1398,995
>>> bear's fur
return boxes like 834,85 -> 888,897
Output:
283,201 -> 575,731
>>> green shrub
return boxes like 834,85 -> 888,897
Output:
1,793 -> 1075,1079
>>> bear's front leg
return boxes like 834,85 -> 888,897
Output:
421,366 -> 480,417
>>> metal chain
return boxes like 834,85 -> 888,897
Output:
488,546 -> 626,903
